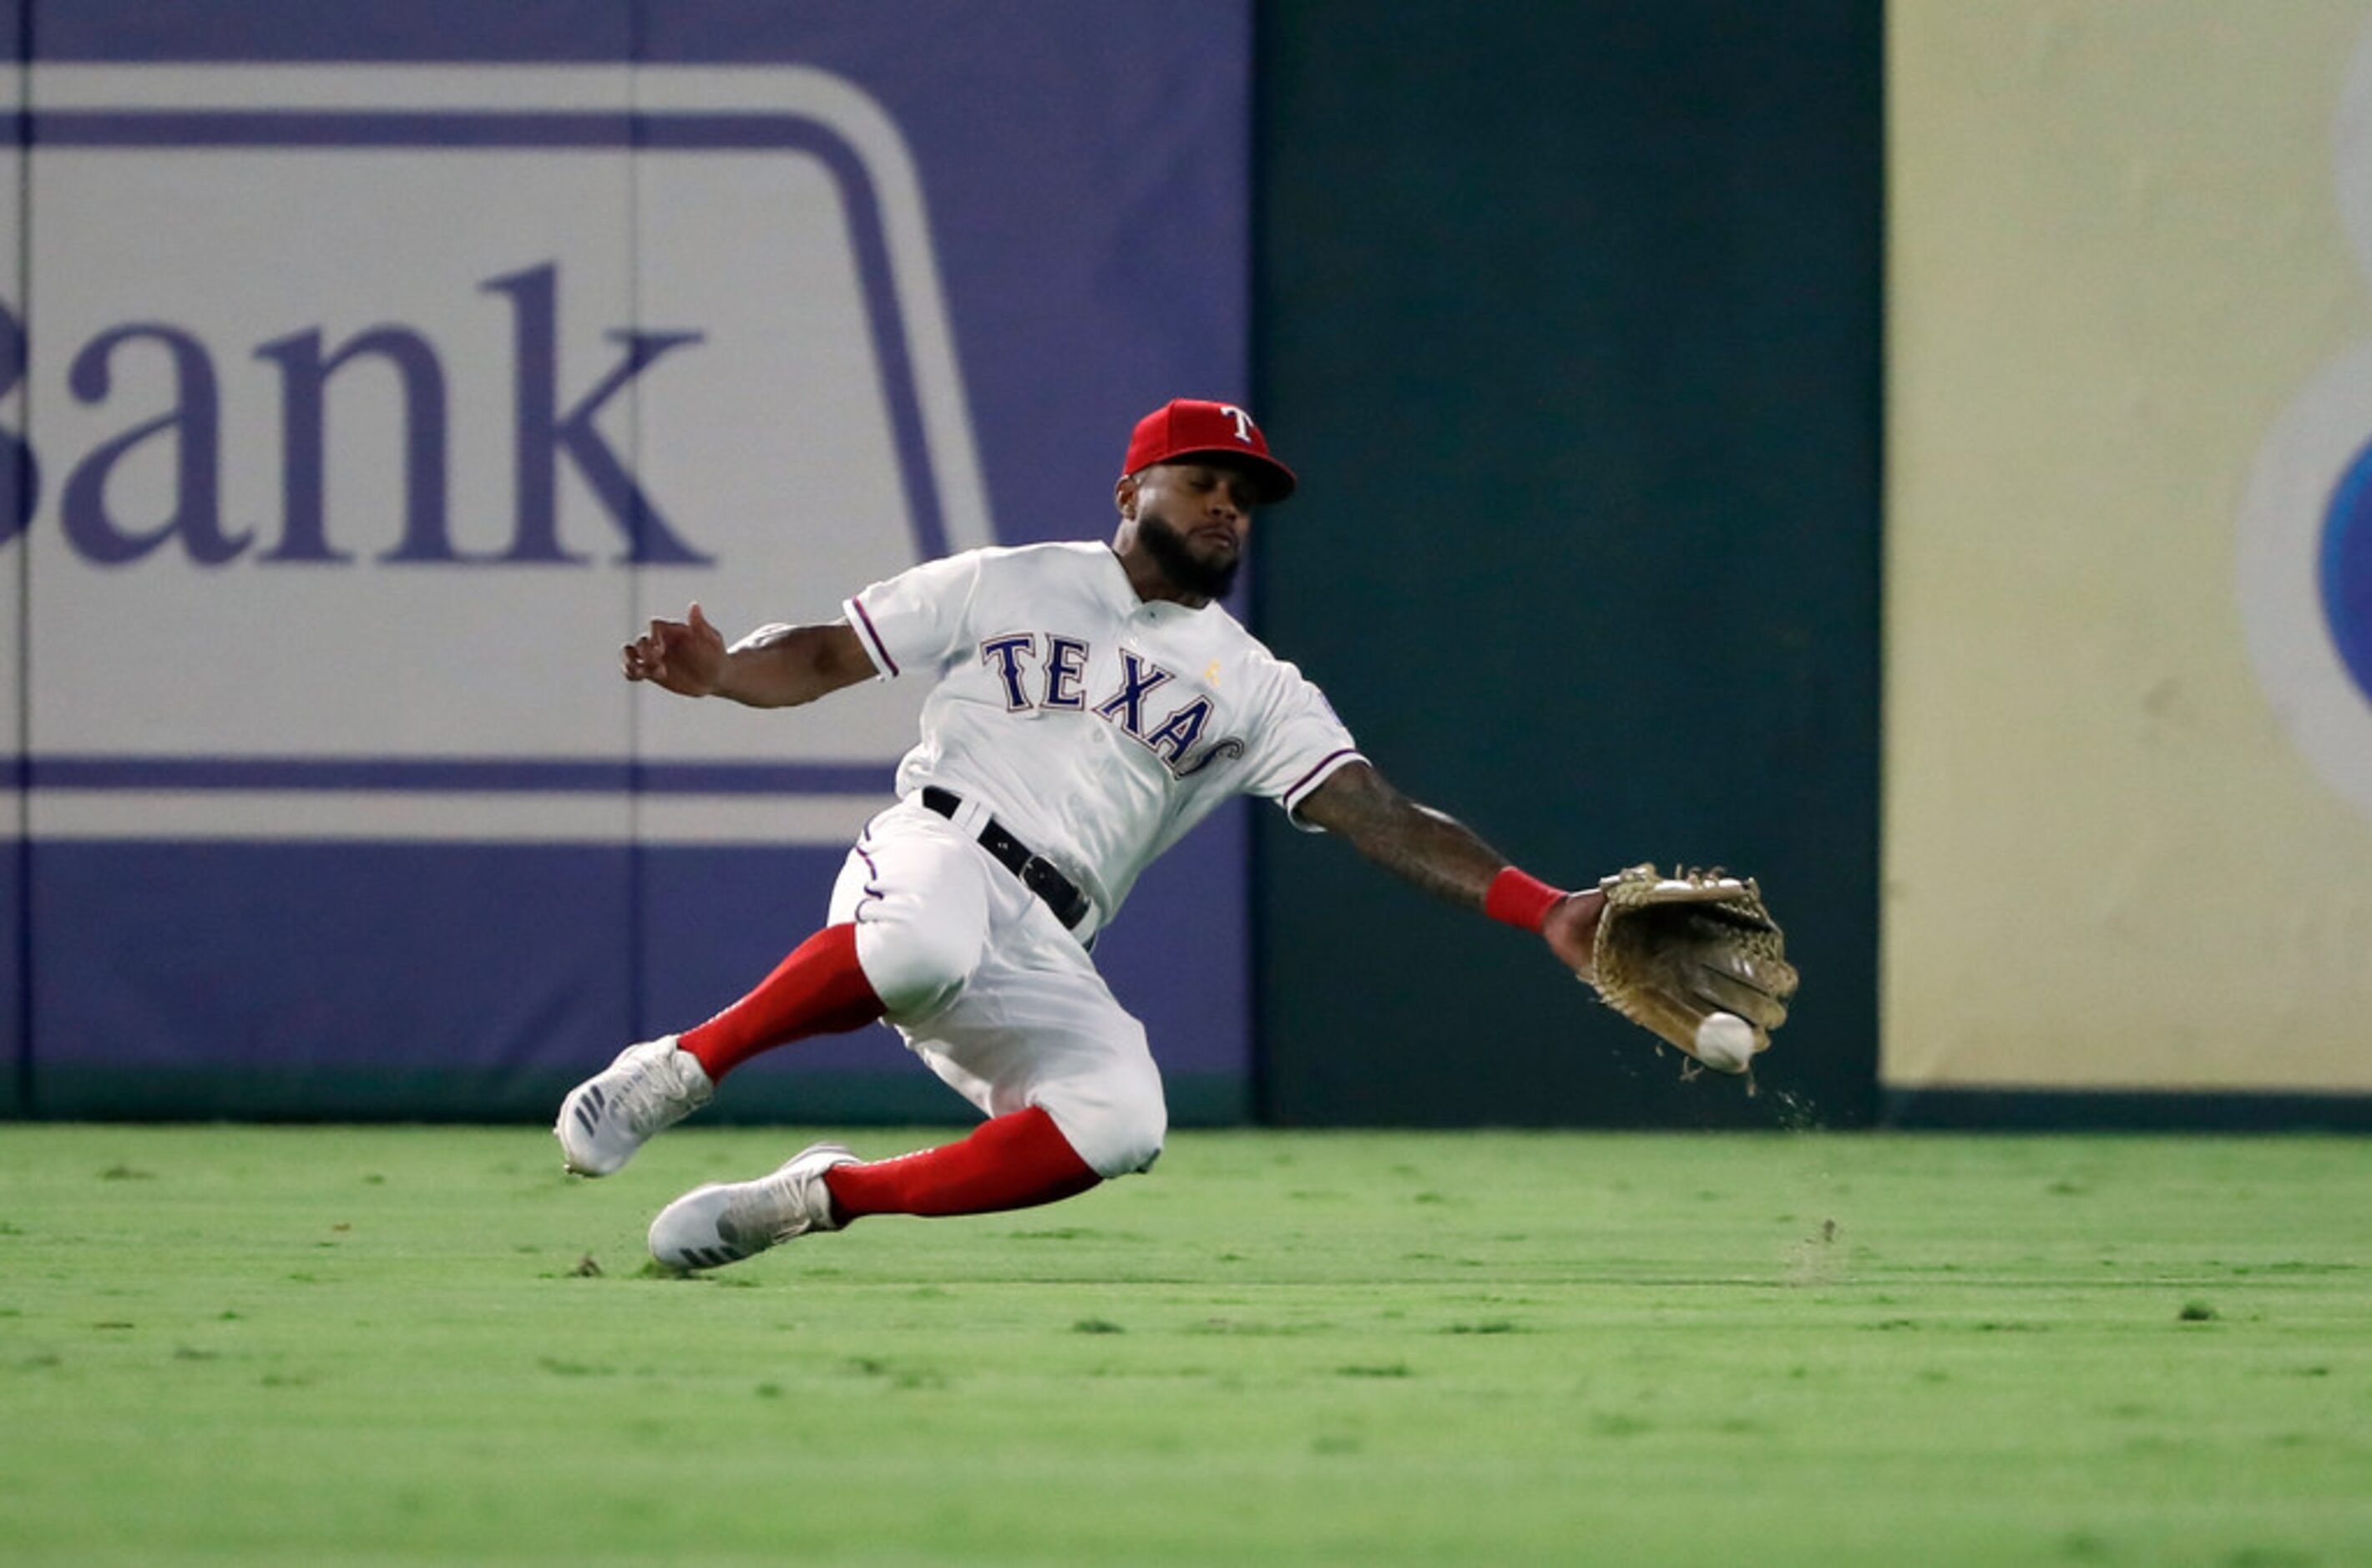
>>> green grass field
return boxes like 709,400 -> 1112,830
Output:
3,1125 -> 2368,1565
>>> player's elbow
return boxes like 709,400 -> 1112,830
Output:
807,621 -> 883,697
720,624 -> 874,708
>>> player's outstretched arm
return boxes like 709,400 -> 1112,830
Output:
621,603 -> 876,709
1295,761 -> 1605,972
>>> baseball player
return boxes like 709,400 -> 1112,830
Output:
558,399 -> 1609,1270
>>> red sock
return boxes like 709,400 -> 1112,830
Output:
678,923 -> 886,1080
824,1106 -> 1100,1222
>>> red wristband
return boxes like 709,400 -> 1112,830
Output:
1484,867 -> 1567,932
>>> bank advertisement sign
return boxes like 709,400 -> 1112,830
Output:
6,7 -> 1257,1115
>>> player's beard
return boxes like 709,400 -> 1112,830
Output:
1138,511 -> 1242,600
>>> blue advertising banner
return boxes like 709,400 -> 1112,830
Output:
11,2 -> 1257,1120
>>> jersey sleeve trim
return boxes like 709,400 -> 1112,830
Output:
1281,746 -> 1367,830
842,594 -> 900,679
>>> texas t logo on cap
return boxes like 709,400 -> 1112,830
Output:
1122,398 -> 1297,503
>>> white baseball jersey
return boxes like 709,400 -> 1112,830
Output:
842,541 -> 1365,925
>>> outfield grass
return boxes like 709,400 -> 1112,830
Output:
2,1125 -> 2368,1565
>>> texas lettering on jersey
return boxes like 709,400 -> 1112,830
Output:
843,540 -> 1363,922
976,635 -> 1243,778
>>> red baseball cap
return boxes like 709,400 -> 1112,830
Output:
1122,398 -> 1297,503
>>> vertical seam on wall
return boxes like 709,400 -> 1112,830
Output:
625,0 -> 649,1043
13,9 -> 33,1117
1244,0 -> 1273,1124
1869,0 -> 1890,1125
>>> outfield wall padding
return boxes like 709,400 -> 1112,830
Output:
1251,0 -> 1885,1128
0,2 -> 1264,1124
1884,1 -> 2372,1105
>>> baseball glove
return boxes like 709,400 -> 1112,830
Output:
1587,864 -> 1798,1075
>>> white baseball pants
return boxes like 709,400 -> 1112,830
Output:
826,797 -> 1167,1178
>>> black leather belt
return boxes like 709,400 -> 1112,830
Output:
920,787 -> 1092,931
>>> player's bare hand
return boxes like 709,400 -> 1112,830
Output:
1541,887 -> 1606,980
622,602 -> 730,698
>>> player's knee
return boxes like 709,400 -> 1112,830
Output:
854,915 -> 985,1018
1049,1060 -> 1167,1179
1098,1097 -> 1167,1179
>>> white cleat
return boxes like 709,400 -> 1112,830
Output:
554,1036 -> 715,1176
648,1142 -> 861,1271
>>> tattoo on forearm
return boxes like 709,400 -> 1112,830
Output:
1326,771 -> 1504,908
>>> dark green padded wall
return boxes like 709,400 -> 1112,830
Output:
1252,1 -> 1882,1127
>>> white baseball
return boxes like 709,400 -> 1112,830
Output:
1692,1012 -> 1756,1073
